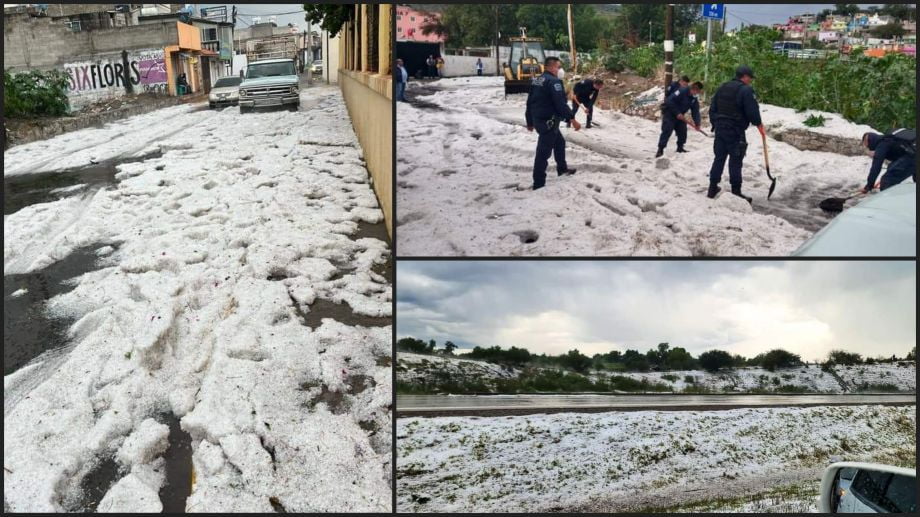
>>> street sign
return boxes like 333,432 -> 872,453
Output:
702,4 -> 724,20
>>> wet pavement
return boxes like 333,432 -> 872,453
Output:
3,244 -> 111,375
3,150 -> 163,216
159,414 -> 194,513
398,393 -> 918,417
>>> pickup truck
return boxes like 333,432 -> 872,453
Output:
239,58 -> 300,113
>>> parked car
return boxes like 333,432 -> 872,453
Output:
239,58 -> 300,113
819,462 -> 915,513
208,76 -> 242,109
310,59 -> 323,74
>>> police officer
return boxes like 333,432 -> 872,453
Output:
526,56 -> 580,190
657,81 -> 703,157
666,75 -> 690,99
568,78 -> 603,129
707,65 -> 764,203
860,131 -> 916,192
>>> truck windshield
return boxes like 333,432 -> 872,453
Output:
247,62 -> 295,79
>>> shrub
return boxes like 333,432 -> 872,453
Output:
827,350 -> 863,366
699,350 -> 734,372
673,27 -> 916,130
803,114 -> 826,127
760,349 -> 803,372
661,374 -> 678,382
625,45 -> 663,78
683,375 -> 695,384
4,68 -> 71,117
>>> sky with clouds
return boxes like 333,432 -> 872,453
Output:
397,261 -> 916,361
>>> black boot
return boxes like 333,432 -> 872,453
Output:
532,183 -> 545,191
731,185 -> 753,205
676,146 -> 689,153
655,148 -> 664,158
558,168 -> 577,176
707,185 -> 721,199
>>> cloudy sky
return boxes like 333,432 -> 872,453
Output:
397,261 -> 916,361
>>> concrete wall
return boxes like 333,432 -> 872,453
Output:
439,45 -> 567,77
62,48 -> 169,110
338,5 -> 393,238
442,55 -> 495,76
3,12 -> 178,71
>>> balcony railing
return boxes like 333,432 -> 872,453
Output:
202,41 -> 220,52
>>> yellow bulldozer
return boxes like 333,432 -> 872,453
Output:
503,28 -> 546,96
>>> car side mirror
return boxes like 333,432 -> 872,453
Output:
819,462 -> 916,513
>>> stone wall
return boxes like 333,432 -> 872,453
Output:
768,127 -> 867,156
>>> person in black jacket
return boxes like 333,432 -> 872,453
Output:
526,57 -> 580,190
394,58 -> 408,102
706,65 -> 764,203
860,131 -> 916,192
657,81 -> 703,157
567,78 -> 603,129
666,75 -> 690,99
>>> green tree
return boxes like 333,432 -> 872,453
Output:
622,349 -> 650,372
880,4 -> 916,21
303,4 -> 353,37
870,23 -> 906,39
827,349 -> 863,365
443,341 -> 457,355
761,349 -> 803,372
560,349 -> 592,373
422,4 -> 518,48
907,347 -> 915,360
834,4 -> 860,17
698,350 -> 734,372
396,337 -> 429,354
665,346 -> 697,370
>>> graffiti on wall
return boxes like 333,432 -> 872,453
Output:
63,48 -> 168,100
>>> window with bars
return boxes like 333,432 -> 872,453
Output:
367,4 -> 379,73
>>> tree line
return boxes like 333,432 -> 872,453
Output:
397,337 -> 915,374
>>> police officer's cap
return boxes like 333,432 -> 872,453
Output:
735,65 -> 755,79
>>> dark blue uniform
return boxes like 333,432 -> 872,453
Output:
707,79 -> 762,194
665,80 -> 682,99
864,133 -> 916,191
658,86 -> 701,152
570,79 -> 600,128
526,71 -> 576,188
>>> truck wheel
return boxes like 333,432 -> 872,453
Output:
240,105 -> 251,114
287,104 -> 299,112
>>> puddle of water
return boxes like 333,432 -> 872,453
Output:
159,413 -> 194,513
64,455 -> 121,512
352,220 -> 390,244
3,150 -> 163,215
301,299 -> 390,329
3,244 -> 111,375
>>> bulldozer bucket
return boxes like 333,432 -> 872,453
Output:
504,80 -> 532,96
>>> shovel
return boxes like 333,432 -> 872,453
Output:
677,115 -> 711,138
759,126 -> 777,200
819,192 -> 863,213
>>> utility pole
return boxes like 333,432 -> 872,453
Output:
567,4 -> 577,75
705,16 -> 712,87
664,3 -> 674,99
722,5 -> 727,33
494,4 -> 500,77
